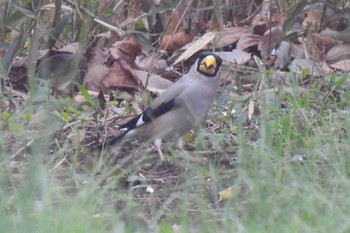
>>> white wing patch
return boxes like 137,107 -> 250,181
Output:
135,114 -> 145,127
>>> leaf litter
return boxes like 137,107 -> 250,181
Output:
1,0 -> 350,227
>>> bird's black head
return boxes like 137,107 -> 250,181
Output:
196,51 -> 223,77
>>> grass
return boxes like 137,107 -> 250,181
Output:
1,70 -> 350,233
2,1 -> 350,232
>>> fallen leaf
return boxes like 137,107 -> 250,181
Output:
4,86 -> 28,100
1,99 -> 9,111
326,44 -> 350,64
258,26 -> 283,56
209,27 -> 249,48
36,53 -> 88,93
321,61 -> 333,74
109,36 -> 141,64
302,9 -> 321,30
173,32 -> 216,64
101,36 -> 142,91
160,30 -> 194,53
161,9 -> 181,36
131,69 -> 173,94
288,58 -> 322,76
58,42 -> 80,54
311,32 -> 340,51
218,185 -> 240,202
304,2 -> 341,30
310,32 -> 341,60
290,155 -> 307,164
74,90 -> 108,107
6,36 -> 36,89
236,34 -> 261,52
329,59 -> 350,72
8,56 -> 28,84
217,50 -> 251,65
319,29 -> 350,44
136,55 -> 168,71
83,47 -> 110,91
251,14 -> 284,35
102,59 -> 140,90
248,100 -> 254,120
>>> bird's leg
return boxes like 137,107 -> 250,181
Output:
175,138 -> 184,150
175,138 -> 192,158
154,138 -> 164,160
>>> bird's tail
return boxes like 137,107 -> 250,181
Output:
105,130 -> 128,146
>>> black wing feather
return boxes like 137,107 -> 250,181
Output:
105,130 -> 128,146
119,98 -> 176,131
106,99 -> 177,145
142,99 -> 176,123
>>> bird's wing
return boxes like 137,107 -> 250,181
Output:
119,80 -> 188,131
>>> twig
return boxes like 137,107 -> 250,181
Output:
10,139 -> 34,159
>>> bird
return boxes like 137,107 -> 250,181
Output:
106,51 -> 223,160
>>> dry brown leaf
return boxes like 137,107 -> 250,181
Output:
9,57 -> 28,84
258,26 -> 283,56
251,14 -> 284,36
326,44 -> 350,64
288,58 -> 322,76
125,0 -> 141,30
304,2 -> 342,30
83,47 -> 110,91
321,61 -> 333,74
74,90 -> 108,106
217,50 -> 251,65
319,29 -> 350,44
163,10 -> 181,36
136,56 -> 168,71
4,86 -> 28,100
1,99 -> 9,111
9,49 -> 49,90
302,10 -> 321,30
306,33 -> 339,60
310,33 -> 341,57
36,53 -> 88,93
58,42 -> 80,54
94,31 -> 116,48
160,30 -> 194,53
131,69 -> 173,94
329,59 -> 350,72
161,0 -> 194,37
248,100 -> 254,120
209,27 -> 249,48
102,59 -> 140,90
110,36 -> 141,64
101,36 -> 142,90
173,32 -> 216,64
236,34 -> 260,52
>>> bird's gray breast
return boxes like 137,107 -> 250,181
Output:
177,79 -> 218,125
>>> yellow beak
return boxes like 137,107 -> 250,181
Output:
199,55 -> 217,75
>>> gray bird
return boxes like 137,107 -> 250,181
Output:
107,51 -> 223,159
